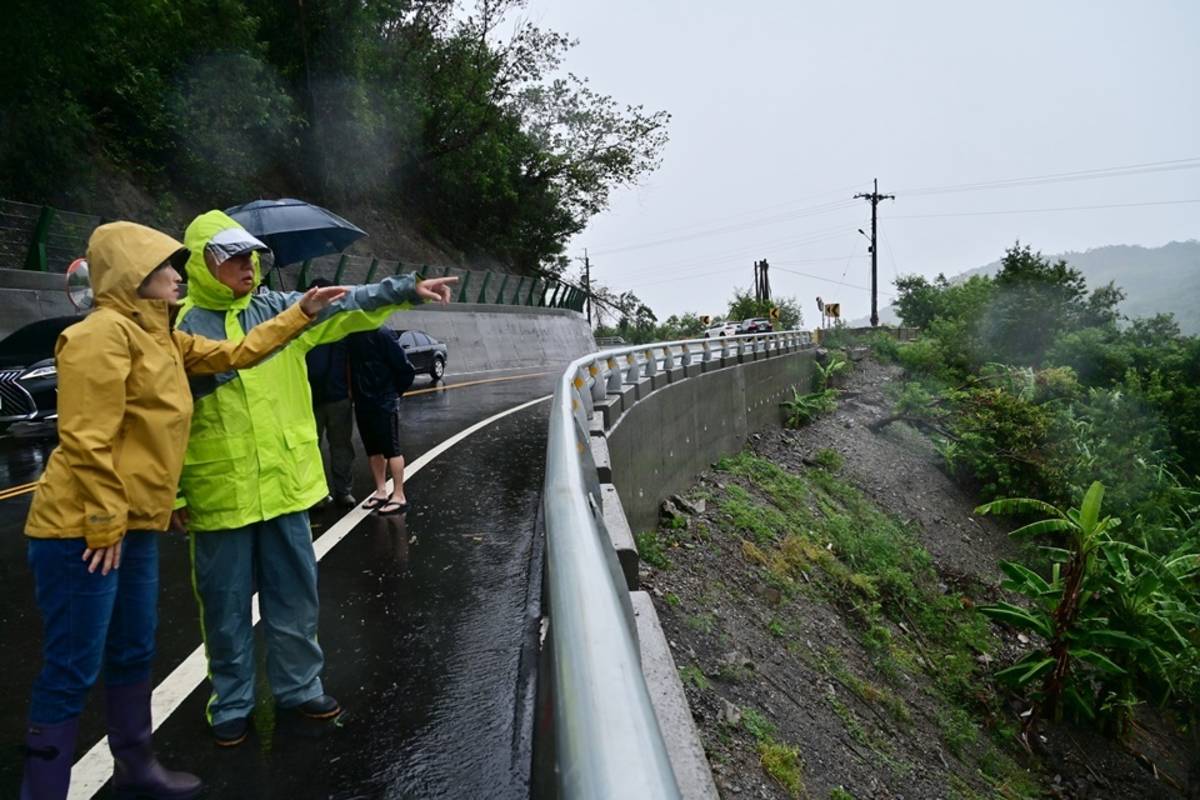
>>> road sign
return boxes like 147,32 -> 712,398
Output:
826,303 -> 841,319
769,306 -> 780,322
699,315 -> 712,325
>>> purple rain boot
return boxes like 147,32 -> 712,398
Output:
20,717 -> 79,800
106,680 -> 203,800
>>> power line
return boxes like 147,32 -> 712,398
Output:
586,197 -> 861,256
890,197 -> 1200,219
895,156 -> 1200,197
596,225 -> 856,279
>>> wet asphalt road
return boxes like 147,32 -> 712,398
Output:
0,365 -> 561,798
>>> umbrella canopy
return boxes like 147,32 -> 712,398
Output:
224,198 -> 368,267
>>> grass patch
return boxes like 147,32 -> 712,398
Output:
813,447 -> 844,470
664,592 -> 681,607
635,530 -> 671,569
685,612 -> 716,635
935,705 -> 978,758
759,742 -> 806,797
741,707 -> 805,798
679,664 -> 709,691
829,789 -> 857,800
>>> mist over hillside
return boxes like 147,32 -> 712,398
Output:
860,240 -> 1200,333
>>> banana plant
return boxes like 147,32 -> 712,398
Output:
975,481 -> 1129,728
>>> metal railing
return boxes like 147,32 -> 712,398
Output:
0,198 -> 587,312
541,329 -> 812,797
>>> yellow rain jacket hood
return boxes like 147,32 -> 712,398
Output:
24,222 -> 314,547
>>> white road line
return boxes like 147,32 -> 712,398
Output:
68,394 -> 553,799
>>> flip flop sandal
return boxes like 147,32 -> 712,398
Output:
377,500 -> 409,516
362,496 -> 388,510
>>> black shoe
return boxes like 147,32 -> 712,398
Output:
335,493 -> 356,508
294,695 -> 341,720
312,495 -> 334,510
212,717 -> 250,747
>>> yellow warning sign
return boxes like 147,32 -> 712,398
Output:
769,307 -> 780,321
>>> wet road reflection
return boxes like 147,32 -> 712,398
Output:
0,366 -> 560,798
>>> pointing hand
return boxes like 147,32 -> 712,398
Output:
416,276 -> 459,305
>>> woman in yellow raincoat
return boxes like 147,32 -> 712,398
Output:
19,221 -> 345,800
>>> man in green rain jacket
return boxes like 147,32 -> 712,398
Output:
176,210 -> 456,746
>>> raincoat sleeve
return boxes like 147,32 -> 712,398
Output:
291,273 -> 424,352
55,321 -> 132,548
173,302 -> 313,375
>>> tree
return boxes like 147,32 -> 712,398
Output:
726,288 -> 803,330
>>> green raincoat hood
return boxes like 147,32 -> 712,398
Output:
182,210 -> 264,312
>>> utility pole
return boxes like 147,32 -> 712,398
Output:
753,258 -> 771,304
854,178 -> 894,327
583,248 -> 592,326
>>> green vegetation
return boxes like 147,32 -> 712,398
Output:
635,530 -> 671,570
885,242 -> 1200,745
679,664 -> 709,691
3,0 -> 668,271
781,388 -> 838,428
742,707 -> 806,797
829,788 -> 857,800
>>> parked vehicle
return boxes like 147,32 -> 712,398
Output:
397,329 -> 449,381
0,316 -> 81,435
739,317 -> 773,333
703,320 -> 740,338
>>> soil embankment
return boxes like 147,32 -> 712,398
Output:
640,357 -> 1185,799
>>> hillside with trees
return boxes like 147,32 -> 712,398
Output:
862,240 -> 1200,334
0,0 -> 669,273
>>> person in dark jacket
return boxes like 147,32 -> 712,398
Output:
304,279 -> 356,508
347,328 -> 415,515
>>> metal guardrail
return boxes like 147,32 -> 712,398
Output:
0,198 -> 587,312
541,329 -> 812,798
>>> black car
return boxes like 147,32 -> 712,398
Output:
397,329 -> 449,382
0,315 -> 81,434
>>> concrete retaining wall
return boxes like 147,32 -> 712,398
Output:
606,349 -> 816,534
0,271 -> 595,373
380,303 -> 594,375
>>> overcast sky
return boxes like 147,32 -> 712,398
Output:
522,0 -> 1200,325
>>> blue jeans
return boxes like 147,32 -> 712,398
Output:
190,511 -> 325,726
27,531 -> 158,725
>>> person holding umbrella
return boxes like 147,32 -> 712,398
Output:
19,221 -> 347,800
173,210 -> 456,747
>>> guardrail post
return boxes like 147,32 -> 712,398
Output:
365,258 -> 379,283
332,254 -> 348,284
589,361 -> 606,404
511,275 -> 526,304
606,356 -> 622,393
495,273 -> 510,305
547,282 -> 562,308
642,348 -> 657,378
526,277 -> 539,305
477,271 -> 492,303
624,352 -> 640,384
25,205 -> 54,271
456,271 -> 472,303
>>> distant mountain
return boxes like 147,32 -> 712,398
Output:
853,241 -> 1200,333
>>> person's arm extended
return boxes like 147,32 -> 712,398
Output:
55,322 -> 131,549
174,286 -> 347,375
294,273 -> 457,351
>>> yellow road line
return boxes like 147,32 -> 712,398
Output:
0,480 -> 38,501
0,373 -> 551,503
405,371 -> 551,397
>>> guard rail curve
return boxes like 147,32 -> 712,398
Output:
540,329 -> 813,797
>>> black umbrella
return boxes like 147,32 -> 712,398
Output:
224,198 -> 367,267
